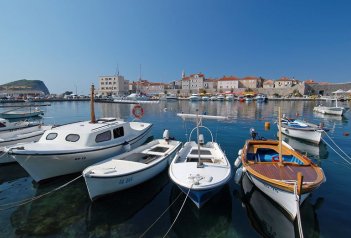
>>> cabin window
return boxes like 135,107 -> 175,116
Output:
0,122 -> 5,127
113,127 -> 124,138
46,133 -> 58,140
65,134 -> 80,142
95,130 -> 112,143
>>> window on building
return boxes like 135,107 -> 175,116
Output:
66,134 -> 80,142
95,130 -> 112,143
113,127 -> 124,138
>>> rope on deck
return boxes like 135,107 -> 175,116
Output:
294,182 -> 304,238
0,175 -> 82,211
138,190 -> 183,238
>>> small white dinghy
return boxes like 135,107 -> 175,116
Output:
169,112 -> 232,208
83,130 -> 182,200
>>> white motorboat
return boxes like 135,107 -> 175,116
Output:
188,94 -> 201,101
6,85 -> 153,182
217,94 -> 225,101
225,95 -> 234,101
279,117 -> 325,144
83,131 -> 182,200
165,94 -> 178,101
169,113 -> 232,208
0,124 -> 53,164
126,93 -> 150,101
209,96 -> 217,101
201,96 -> 209,101
313,99 -> 348,116
0,107 -> 44,119
255,94 -> 267,102
0,118 -> 40,133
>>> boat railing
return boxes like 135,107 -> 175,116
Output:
90,121 -> 121,132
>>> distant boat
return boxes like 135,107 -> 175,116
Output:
0,107 -> 44,119
83,131 -> 182,200
201,96 -> 209,101
188,94 -> 201,101
313,99 -> 348,116
255,94 -> 267,102
217,94 -> 225,101
210,96 -> 217,101
0,118 -> 40,133
126,93 -> 150,101
225,95 -> 234,101
166,94 -> 178,101
169,113 -> 232,208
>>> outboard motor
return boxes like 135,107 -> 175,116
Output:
250,128 -> 257,140
198,134 -> 204,146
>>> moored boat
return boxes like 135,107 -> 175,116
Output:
235,109 -> 326,219
313,99 -> 348,116
0,118 -> 40,133
0,107 -> 44,119
83,131 -> 182,200
6,85 -> 153,182
168,112 -> 232,208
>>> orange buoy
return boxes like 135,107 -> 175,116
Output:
264,121 -> 270,130
343,132 -> 349,136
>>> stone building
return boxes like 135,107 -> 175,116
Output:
239,77 -> 263,88
217,76 -> 239,91
181,73 -> 205,90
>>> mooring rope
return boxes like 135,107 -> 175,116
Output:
321,138 -> 351,166
139,190 -> 183,238
162,184 -> 193,238
323,131 -> 351,161
0,175 -> 83,211
0,151 -> 8,159
294,182 -> 304,238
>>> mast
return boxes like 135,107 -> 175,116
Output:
90,84 -> 96,123
278,107 -> 283,166
196,109 -> 204,168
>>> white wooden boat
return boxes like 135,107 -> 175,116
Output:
6,85 -> 153,182
0,107 -> 44,119
169,113 -> 232,208
235,109 -> 326,219
279,117 -> 325,144
83,134 -> 182,200
313,99 -> 348,116
0,118 -> 40,133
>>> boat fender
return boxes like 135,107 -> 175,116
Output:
163,129 -> 170,141
122,141 -> 131,152
242,167 -> 247,173
238,149 -> 243,156
234,167 -> 243,184
205,176 -> 213,182
234,156 -> 241,168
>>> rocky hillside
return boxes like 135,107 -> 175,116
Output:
0,79 -> 50,95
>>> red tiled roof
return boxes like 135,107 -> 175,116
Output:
263,80 -> 274,85
218,76 -> 239,81
242,76 -> 259,80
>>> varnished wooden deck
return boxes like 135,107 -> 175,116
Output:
248,163 -> 318,182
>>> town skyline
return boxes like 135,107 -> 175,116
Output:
1,1 -> 351,95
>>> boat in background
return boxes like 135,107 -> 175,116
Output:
225,94 -> 234,101
7,85 -> 153,182
83,130 -> 182,200
165,94 -> 178,101
234,108 -> 326,219
210,95 -> 217,101
189,94 -> 201,101
279,116 -> 326,144
169,112 -> 232,208
0,107 -> 44,119
217,94 -> 225,101
313,99 -> 348,116
255,94 -> 267,102
202,96 -> 209,101
126,93 -> 150,101
0,118 -> 41,133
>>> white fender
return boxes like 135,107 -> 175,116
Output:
234,167 -> 243,184
234,156 -> 242,168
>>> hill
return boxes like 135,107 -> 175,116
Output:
0,79 -> 50,95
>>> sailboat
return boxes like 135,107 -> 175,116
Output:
168,112 -> 232,208
234,108 -> 326,219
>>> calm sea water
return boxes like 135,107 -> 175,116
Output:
1,100 -> 351,237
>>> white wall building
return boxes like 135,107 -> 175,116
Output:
218,76 -> 239,90
99,75 -> 129,96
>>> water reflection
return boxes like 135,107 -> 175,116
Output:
168,184 -> 232,237
239,174 -> 322,238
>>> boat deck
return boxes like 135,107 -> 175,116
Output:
249,163 -> 319,182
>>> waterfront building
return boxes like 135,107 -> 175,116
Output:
263,79 -> 275,88
181,73 -> 205,90
99,75 -> 129,96
239,77 -> 263,89
218,76 -> 239,91
274,77 -> 301,88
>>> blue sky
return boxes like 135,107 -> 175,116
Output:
1,0 -> 351,94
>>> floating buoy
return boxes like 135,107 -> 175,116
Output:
264,121 -> 270,130
343,132 -> 350,136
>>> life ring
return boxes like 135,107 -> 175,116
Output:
132,105 -> 144,119
272,155 -> 280,162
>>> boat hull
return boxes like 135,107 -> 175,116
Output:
280,126 -> 322,144
84,142 -> 181,200
0,111 -> 44,119
10,128 -> 152,182
246,172 -> 309,219
313,106 -> 345,116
